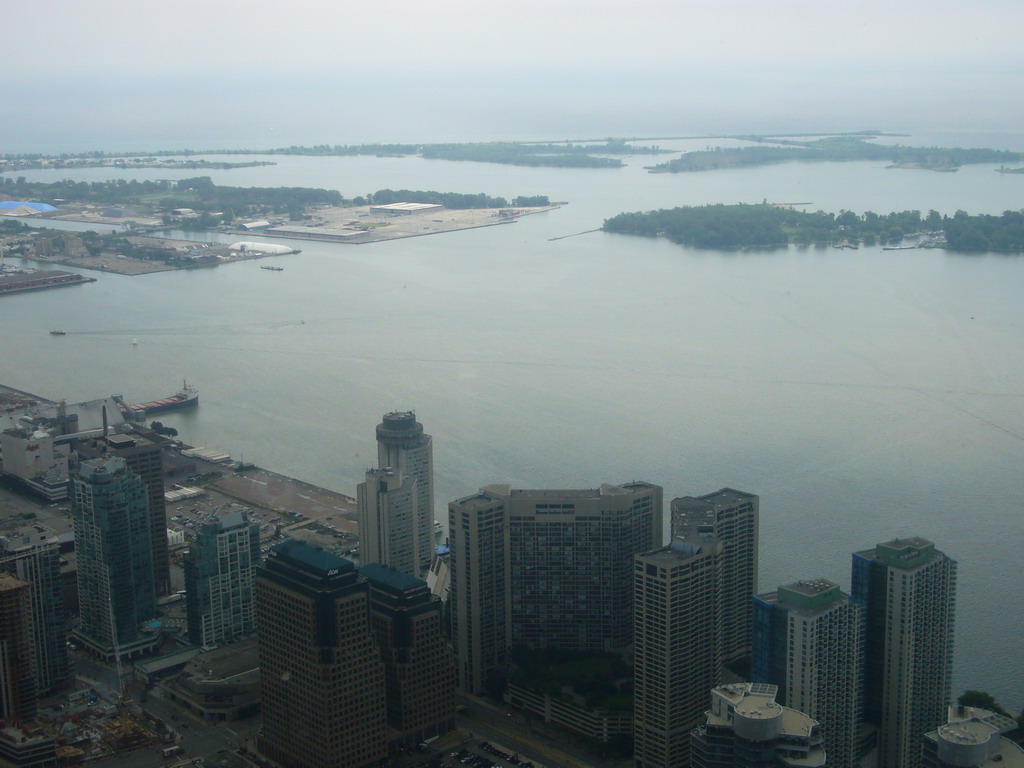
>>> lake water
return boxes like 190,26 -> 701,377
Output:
3,135 -> 1023,704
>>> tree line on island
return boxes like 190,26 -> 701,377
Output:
648,135 -> 1022,173
5,133 -> 1022,175
369,188 -> 549,209
602,203 -> 1024,252
2,138 -> 672,172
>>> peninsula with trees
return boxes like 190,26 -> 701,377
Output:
0,177 -> 560,273
603,204 -> 1024,252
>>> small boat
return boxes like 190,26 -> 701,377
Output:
49,330 -> 66,336
260,265 -> 284,271
882,245 -> 918,251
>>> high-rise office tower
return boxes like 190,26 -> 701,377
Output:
753,579 -> 862,768
634,538 -> 721,768
361,563 -> 455,751
357,468 -> 417,577
922,706 -> 1024,768
0,528 -> 71,693
71,456 -> 158,659
0,573 -> 37,724
448,486 -> 510,695
450,481 -> 662,694
689,683 -> 827,768
852,537 -> 957,768
256,540 -> 386,768
633,488 -> 758,768
375,412 -> 434,576
672,489 -> 759,667
184,508 -> 260,648
80,432 -> 171,595
508,482 -> 663,651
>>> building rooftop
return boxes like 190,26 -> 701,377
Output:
858,536 -> 945,570
782,578 -> 837,597
360,562 -> 427,596
370,202 -> 442,212
773,578 -> 844,614
715,681 -> 778,707
926,706 -> 1024,768
200,507 -> 251,533
507,483 -> 654,500
640,539 -> 709,565
696,488 -> 758,506
77,455 -> 128,483
180,639 -> 260,683
0,571 -> 29,592
479,484 -> 510,497
709,682 -> 819,738
269,538 -> 354,579
0,525 -> 59,552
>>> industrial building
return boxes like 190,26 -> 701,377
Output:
368,202 -> 443,216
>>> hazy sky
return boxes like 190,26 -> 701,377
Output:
6,0 -> 1024,150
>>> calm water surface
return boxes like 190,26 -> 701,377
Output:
3,138 -> 1023,702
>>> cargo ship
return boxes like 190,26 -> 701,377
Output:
129,381 -> 199,415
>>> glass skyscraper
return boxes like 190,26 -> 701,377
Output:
71,456 -> 158,659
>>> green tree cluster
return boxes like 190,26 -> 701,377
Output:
944,210 -> 1024,251
649,136 -> 1022,173
420,142 -> 624,168
171,177 -> 342,214
371,189 -> 549,210
2,176 -> 177,204
603,204 -> 1024,251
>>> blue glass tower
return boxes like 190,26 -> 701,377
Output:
71,456 -> 158,659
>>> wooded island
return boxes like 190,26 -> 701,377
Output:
603,204 -> 1024,252
647,135 -> 1023,173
